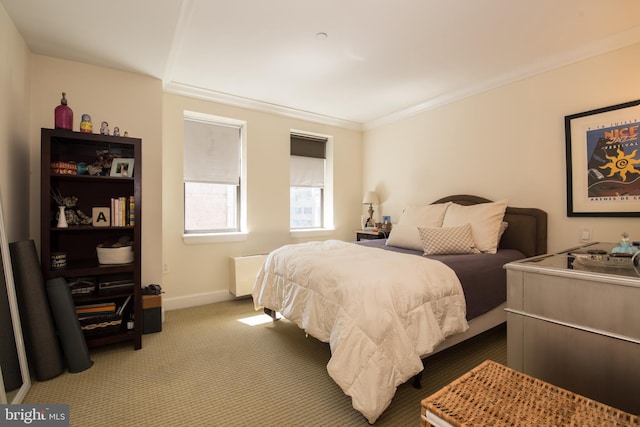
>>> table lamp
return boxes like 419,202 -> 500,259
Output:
362,191 -> 379,226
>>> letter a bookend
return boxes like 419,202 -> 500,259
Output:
92,207 -> 111,227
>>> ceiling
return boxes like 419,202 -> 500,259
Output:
3,0 -> 640,129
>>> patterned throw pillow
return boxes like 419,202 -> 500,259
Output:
418,224 -> 480,255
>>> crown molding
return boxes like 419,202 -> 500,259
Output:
166,27 -> 640,133
164,82 -> 362,131
364,27 -> 640,131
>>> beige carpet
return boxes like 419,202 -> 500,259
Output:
22,299 -> 506,426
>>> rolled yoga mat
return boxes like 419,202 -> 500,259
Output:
9,240 -> 64,381
45,277 -> 93,373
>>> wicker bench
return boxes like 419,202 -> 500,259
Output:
421,360 -> 639,427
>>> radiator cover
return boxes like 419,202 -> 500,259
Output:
229,254 -> 267,297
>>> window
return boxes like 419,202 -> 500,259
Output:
290,133 -> 327,229
183,112 -> 244,234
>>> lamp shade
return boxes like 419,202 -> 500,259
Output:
362,191 -> 379,204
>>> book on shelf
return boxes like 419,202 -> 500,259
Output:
109,195 -> 134,226
129,195 -> 135,226
76,302 -> 116,317
75,296 -> 130,319
77,312 -> 114,318
76,302 -> 116,310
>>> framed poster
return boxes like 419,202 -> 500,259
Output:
565,99 -> 640,216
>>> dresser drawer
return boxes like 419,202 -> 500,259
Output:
517,271 -> 639,340
521,316 -> 640,413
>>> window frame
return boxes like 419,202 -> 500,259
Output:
183,111 -> 247,243
289,130 -> 334,235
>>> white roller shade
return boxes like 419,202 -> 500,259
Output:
290,155 -> 325,187
184,119 -> 241,185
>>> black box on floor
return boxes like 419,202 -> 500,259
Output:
142,295 -> 162,334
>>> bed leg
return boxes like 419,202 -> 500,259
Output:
412,370 -> 423,389
263,308 -> 280,321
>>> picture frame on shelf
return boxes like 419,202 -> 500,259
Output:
110,158 -> 134,177
565,99 -> 640,217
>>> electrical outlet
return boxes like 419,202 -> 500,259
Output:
579,227 -> 592,242
163,263 -> 169,274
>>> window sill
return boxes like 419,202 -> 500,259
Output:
290,228 -> 335,239
183,231 -> 248,244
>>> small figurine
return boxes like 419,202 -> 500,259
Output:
611,232 -> 639,254
123,131 -> 129,137
100,121 -> 109,135
87,163 -> 103,176
51,189 -> 92,226
59,196 -> 93,225
76,162 -> 87,175
113,127 -> 120,137
80,114 -> 93,133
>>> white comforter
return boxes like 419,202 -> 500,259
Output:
252,240 -> 468,423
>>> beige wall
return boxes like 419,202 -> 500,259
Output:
162,93 -> 362,308
6,1 -> 639,311
28,56 -> 163,289
1,2 -> 362,310
0,3 -> 31,243
363,43 -> 640,253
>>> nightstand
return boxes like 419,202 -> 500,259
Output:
355,230 -> 386,241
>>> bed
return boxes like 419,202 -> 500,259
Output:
252,195 -> 547,423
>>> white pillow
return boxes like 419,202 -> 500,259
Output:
418,224 -> 480,255
386,202 -> 451,250
398,202 -> 450,226
442,200 -> 508,254
386,224 -> 423,251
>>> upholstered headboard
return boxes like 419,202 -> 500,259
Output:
432,195 -> 548,258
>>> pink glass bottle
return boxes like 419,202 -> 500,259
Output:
54,92 -> 73,130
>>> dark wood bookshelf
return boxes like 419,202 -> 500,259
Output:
40,128 -> 142,350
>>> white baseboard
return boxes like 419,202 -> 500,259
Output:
163,290 -> 238,311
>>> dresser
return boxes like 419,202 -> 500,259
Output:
505,243 -> 640,414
